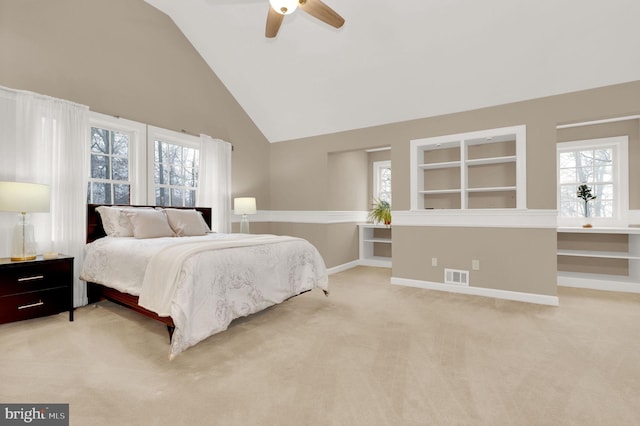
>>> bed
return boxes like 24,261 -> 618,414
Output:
81,204 -> 328,358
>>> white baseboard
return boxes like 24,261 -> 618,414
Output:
391,277 -> 559,306
327,260 -> 360,275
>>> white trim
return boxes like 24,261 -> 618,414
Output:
88,112 -> 147,204
391,209 -> 557,228
227,209 -> 559,228
327,261 -> 360,274
230,210 -> 369,224
391,277 -> 559,306
556,115 -> 640,129
628,210 -> 640,225
365,146 -> 391,153
410,125 -> 527,211
558,226 -> 640,235
147,125 -> 201,205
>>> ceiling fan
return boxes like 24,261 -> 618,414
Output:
266,0 -> 345,38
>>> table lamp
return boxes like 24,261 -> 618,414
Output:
234,197 -> 256,234
0,181 -> 51,261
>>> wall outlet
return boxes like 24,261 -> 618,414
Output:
432,257 -> 438,267
472,260 -> 480,270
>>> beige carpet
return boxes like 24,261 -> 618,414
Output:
1,266 -> 639,425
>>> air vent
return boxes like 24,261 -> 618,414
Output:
444,268 -> 469,286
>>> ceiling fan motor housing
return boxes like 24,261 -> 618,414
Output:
270,0 -> 299,15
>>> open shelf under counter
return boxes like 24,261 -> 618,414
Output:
358,223 -> 392,268
557,226 -> 640,293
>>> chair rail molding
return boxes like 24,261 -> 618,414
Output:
392,209 -> 558,228
231,210 -> 369,224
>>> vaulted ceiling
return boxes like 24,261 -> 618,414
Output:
145,0 -> 640,143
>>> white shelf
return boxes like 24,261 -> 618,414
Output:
557,249 -> 640,260
419,189 -> 461,195
359,256 -> 392,268
363,238 -> 392,244
558,271 -> 640,293
410,125 -> 526,211
466,155 -> 516,166
558,227 -> 640,234
418,161 -> 461,170
467,186 -> 516,193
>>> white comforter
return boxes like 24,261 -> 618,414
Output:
80,233 -> 328,357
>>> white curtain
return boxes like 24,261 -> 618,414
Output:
0,86 -> 89,307
197,135 -> 232,233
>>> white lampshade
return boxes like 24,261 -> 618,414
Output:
0,181 -> 50,261
269,0 -> 299,14
234,197 -> 257,215
0,181 -> 50,213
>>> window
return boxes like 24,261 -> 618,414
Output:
148,126 -> 200,207
88,127 -> 130,204
88,113 -> 146,205
373,160 -> 391,204
557,136 -> 628,225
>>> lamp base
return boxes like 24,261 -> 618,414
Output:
10,255 -> 37,262
11,213 -> 37,261
240,216 -> 251,234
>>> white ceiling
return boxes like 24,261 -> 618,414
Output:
145,0 -> 640,143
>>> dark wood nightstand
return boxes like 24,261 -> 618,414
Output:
0,255 -> 74,324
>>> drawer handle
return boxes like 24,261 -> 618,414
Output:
18,275 -> 45,282
18,300 -> 45,310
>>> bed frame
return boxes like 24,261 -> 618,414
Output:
86,204 -> 212,340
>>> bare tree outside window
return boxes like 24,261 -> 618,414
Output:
88,127 -> 131,204
154,140 -> 199,207
373,160 -> 391,205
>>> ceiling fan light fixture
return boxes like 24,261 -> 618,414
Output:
269,0 -> 299,15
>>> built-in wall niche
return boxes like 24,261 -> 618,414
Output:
410,125 -> 526,210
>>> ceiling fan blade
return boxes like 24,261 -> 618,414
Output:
298,0 -> 345,29
266,7 -> 285,38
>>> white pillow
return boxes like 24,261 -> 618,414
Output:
96,206 -> 152,237
163,209 -> 210,236
126,209 -> 175,239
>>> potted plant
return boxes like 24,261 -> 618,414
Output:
577,184 -> 596,228
368,198 -> 391,225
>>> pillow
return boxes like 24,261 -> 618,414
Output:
126,209 -> 175,239
163,209 -> 210,236
96,206 -> 152,237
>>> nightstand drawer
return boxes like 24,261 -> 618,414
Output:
0,287 -> 68,324
0,260 -> 72,296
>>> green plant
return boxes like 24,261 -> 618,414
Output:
576,184 -> 596,217
368,198 -> 391,225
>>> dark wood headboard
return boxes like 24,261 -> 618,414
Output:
87,204 -> 213,243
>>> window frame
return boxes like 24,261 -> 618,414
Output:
556,136 -> 629,227
147,125 -> 201,207
88,112 -> 146,205
373,160 -> 391,205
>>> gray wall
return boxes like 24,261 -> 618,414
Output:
270,82 -> 640,291
0,0 -> 271,207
